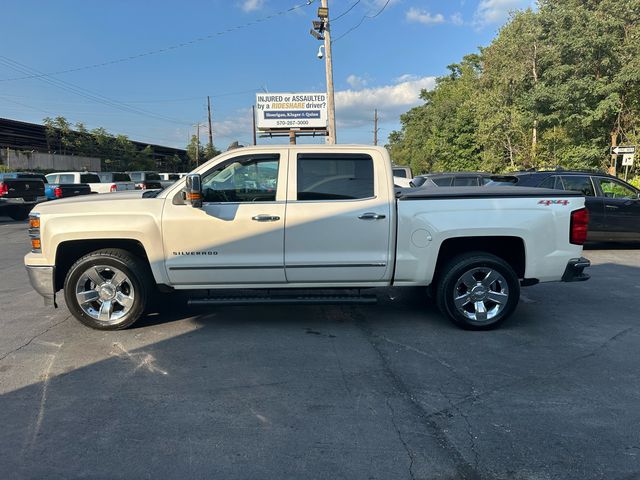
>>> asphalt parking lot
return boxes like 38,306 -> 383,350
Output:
1,217 -> 640,479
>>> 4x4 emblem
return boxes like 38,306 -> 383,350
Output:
538,199 -> 569,206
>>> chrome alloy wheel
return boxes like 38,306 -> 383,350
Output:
75,265 -> 135,324
453,267 -> 509,323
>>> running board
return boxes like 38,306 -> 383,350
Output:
188,293 -> 378,307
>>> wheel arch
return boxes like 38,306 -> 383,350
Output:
54,239 -> 156,291
433,236 -> 526,283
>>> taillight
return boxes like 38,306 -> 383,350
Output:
138,183 -> 146,190
0,182 -> 7,196
110,184 -> 117,192
54,187 -> 63,198
570,208 -> 589,245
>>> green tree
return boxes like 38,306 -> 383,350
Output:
186,135 -> 205,167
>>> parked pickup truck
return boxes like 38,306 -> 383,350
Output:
24,145 -> 591,331
0,173 -> 46,220
46,172 -> 130,194
158,173 -> 182,189
127,171 -> 163,190
96,172 -> 136,192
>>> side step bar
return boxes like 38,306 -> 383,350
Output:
188,293 -> 378,307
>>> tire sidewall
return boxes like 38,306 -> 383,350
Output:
440,255 -> 520,330
64,254 -> 147,330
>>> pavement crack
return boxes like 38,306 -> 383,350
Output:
0,316 -> 70,363
385,398 -> 416,480
346,306 -> 482,480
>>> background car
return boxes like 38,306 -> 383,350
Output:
127,171 -> 163,190
0,172 -> 46,220
392,165 -> 412,179
158,173 -> 182,188
507,170 -> 640,242
96,172 -> 136,191
411,172 -> 499,187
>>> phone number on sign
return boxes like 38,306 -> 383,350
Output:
276,120 -> 310,126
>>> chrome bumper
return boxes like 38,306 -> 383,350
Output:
25,265 -> 57,307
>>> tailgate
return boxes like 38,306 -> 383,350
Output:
1,178 -> 45,200
60,184 -> 92,197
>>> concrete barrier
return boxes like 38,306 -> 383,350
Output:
0,149 -> 101,171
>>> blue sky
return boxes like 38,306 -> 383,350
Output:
1,0 -> 532,150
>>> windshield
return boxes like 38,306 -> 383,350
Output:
145,172 -> 161,181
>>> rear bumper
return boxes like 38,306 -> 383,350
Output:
26,265 -> 57,306
561,257 -> 590,282
0,196 -> 46,206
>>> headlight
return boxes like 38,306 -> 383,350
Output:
28,212 -> 41,253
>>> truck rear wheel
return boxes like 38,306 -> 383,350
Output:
63,248 -> 151,330
435,252 -> 520,330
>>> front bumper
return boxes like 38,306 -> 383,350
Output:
25,265 -> 57,306
561,257 -> 590,282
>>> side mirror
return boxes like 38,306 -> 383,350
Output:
184,174 -> 202,208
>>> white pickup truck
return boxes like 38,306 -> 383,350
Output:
25,145 -> 590,331
46,172 -> 135,194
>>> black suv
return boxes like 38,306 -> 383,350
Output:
509,171 -> 640,242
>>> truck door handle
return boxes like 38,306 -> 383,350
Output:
605,205 -> 619,209
358,212 -> 386,220
252,214 -> 280,222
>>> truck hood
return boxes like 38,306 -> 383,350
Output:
34,190 -> 149,213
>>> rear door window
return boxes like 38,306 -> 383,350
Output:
453,176 -> 480,186
432,177 -> 453,187
297,155 -> 374,201
559,176 -> 595,196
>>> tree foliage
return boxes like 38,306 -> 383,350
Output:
41,116 -> 190,171
388,0 -> 640,175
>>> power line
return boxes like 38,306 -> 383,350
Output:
0,1 -> 315,83
331,0 -> 361,22
0,88 -> 260,105
332,0 -> 392,44
0,56 -> 191,126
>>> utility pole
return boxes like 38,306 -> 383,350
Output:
207,96 -> 213,151
373,109 -> 379,146
321,0 -> 336,144
196,123 -> 200,166
252,105 -> 257,145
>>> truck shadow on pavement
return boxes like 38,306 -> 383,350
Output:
2,262 -> 640,479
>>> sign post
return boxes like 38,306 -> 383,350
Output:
610,145 -> 636,180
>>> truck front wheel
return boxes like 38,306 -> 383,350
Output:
435,252 -> 520,330
63,249 -> 151,330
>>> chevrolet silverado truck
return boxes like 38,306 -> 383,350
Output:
0,173 -> 46,220
24,145 -> 591,331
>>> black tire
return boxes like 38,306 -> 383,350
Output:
435,252 -> 520,330
8,206 -> 30,221
63,248 -> 152,330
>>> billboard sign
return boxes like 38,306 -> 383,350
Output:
256,93 -> 327,130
